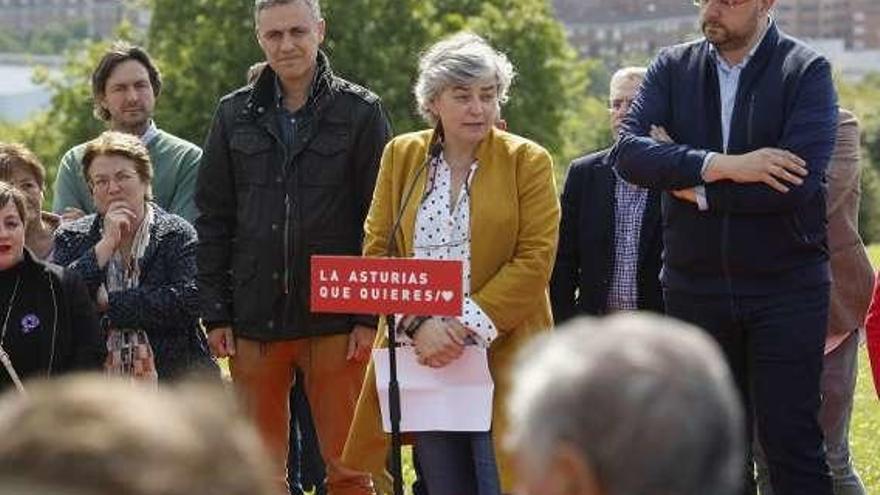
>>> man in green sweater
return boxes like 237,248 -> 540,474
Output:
52,42 -> 202,224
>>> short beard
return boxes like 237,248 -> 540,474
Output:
702,22 -> 753,52
702,5 -> 764,54
112,116 -> 151,136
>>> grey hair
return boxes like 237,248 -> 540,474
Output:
609,66 -> 647,93
414,32 -> 515,126
508,314 -> 743,495
254,0 -> 321,23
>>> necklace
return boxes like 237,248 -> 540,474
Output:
0,275 -> 22,347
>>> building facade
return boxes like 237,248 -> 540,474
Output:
553,0 -> 698,61
850,0 -> 880,50
553,0 -> 880,63
0,0 -> 148,39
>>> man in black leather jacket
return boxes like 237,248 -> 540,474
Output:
195,1 -> 391,492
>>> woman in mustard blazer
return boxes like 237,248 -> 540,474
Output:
336,32 -> 559,495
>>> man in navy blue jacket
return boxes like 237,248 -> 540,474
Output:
611,1 -> 838,494
550,67 -> 663,321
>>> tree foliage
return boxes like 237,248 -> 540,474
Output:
0,20 -> 91,55
147,0 -> 263,146
6,0 -> 651,204
322,0 -> 434,134
8,1 -> 880,241
145,0 -> 605,172
0,23 -> 142,190
838,74 -> 880,243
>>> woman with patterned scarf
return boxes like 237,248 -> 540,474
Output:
54,131 -> 217,380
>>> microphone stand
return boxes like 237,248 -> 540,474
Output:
385,314 -> 403,495
383,129 -> 442,495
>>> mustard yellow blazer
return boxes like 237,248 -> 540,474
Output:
341,127 -> 560,493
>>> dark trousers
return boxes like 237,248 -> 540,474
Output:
665,285 -> 832,495
288,368 -> 326,495
413,431 -> 501,495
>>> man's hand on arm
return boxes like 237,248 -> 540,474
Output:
703,148 -> 807,193
671,188 -> 698,204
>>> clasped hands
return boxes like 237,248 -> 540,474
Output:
404,316 -> 472,368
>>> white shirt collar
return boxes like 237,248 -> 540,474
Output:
140,120 -> 159,146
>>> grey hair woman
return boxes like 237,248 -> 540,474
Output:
342,32 -> 559,495
53,131 -> 218,380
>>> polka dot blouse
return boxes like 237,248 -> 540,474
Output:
403,152 -> 498,347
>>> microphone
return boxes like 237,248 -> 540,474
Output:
384,123 -> 443,257
380,122 -> 443,495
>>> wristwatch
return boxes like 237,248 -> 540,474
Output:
403,316 -> 431,339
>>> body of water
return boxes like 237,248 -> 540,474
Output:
0,63 -> 54,123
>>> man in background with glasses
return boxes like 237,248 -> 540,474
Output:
551,67 -> 663,322
611,1 -> 838,494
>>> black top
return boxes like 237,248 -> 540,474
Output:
53,206 -> 218,380
0,249 -> 104,390
550,149 -> 663,322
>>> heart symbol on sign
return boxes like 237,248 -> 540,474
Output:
440,291 -> 454,302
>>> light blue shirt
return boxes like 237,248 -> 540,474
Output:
695,18 -> 771,210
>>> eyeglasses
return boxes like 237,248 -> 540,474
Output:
693,0 -> 750,8
609,97 -> 634,113
89,171 -> 140,192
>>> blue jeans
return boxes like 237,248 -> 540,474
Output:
665,285 -> 832,495
413,431 -> 501,495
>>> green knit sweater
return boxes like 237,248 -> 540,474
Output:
52,129 -> 202,223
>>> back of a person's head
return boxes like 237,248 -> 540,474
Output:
0,374 -> 276,495
508,313 -> 743,495
0,479 -> 91,495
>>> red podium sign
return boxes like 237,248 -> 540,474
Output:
310,256 -> 463,316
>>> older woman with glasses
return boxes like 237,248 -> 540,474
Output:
337,32 -> 559,495
54,131 -> 216,381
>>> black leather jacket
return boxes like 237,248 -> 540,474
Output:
196,53 -> 392,340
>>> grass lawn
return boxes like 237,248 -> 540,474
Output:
852,346 -> 880,490
853,245 -> 880,490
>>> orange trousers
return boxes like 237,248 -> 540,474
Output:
231,333 -> 371,495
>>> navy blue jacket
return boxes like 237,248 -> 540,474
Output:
550,149 -> 663,322
611,22 -> 837,295
53,206 -> 218,379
